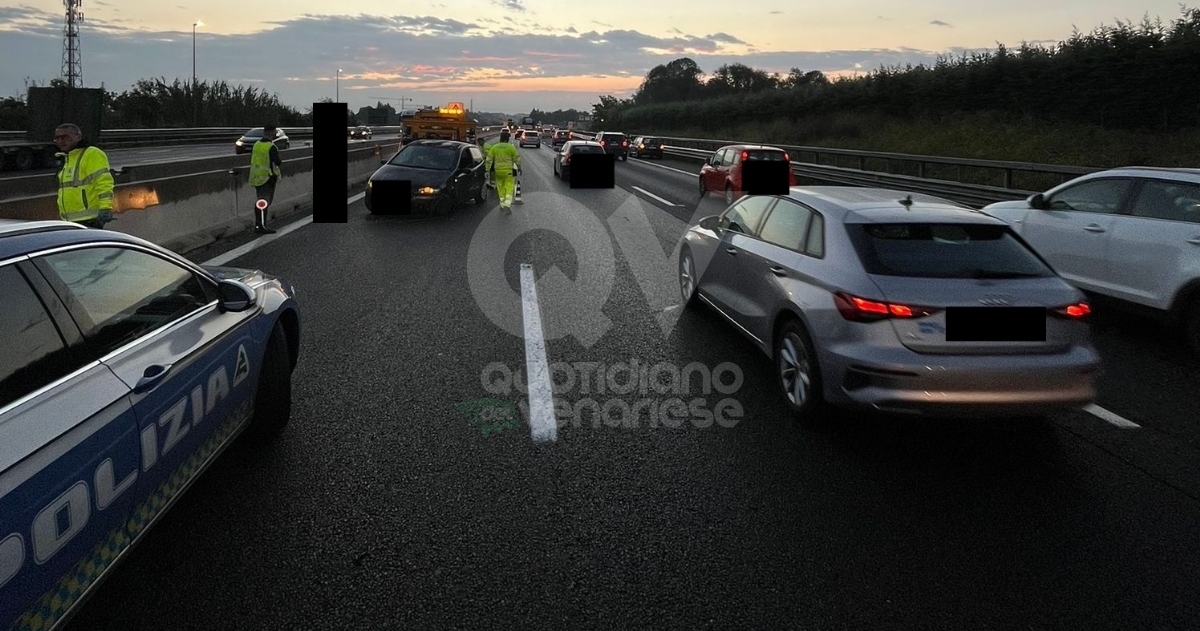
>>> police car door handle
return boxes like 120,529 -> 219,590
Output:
134,363 -> 172,394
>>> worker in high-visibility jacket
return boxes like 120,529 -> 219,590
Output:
485,129 -> 521,213
54,123 -> 114,228
248,125 -> 283,234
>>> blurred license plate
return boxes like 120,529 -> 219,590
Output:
945,307 -> 1046,342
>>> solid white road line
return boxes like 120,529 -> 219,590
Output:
201,192 -> 364,266
1084,404 -> 1141,429
202,216 -> 312,266
631,186 -> 677,206
520,264 -> 558,443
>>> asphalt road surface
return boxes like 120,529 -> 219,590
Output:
63,144 -> 1200,631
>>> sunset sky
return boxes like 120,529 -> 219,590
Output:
0,0 -> 1186,114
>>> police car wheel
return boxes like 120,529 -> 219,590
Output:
249,324 -> 292,439
474,183 -> 487,204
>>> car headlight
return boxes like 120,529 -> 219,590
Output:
236,140 -> 243,146
367,180 -> 372,189
418,186 -> 438,195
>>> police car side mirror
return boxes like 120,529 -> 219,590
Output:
216,279 -> 256,313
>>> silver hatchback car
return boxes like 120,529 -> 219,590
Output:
678,187 -> 1102,419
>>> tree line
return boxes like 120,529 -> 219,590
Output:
0,77 -> 313,130
590,6 -> 1200,133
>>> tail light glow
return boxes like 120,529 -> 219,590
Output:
1052,302 -> 1091,319
834,292 -> 939,322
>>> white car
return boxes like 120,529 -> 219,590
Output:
519,129 -> 541,148
983,167 -> 1200,350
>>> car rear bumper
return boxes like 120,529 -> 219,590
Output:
820,343 -> 1102,417
366,190 -> 451,213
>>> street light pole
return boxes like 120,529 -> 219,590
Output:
192,20 -> 203,126
336,68 -> 342,103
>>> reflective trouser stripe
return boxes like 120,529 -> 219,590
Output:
495,174 -> 515,205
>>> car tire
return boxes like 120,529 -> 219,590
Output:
247,323 -> 292,440
621,155 -> 628,161
699,177 -> 707,199
474,183 -> 487,204
776,318 -> 825,420
725,185 -> 735,206
679,248 -> 700,309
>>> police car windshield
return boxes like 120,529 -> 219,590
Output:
391,146 -> 457,170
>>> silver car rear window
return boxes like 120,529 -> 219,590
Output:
849,223 -> 1054,279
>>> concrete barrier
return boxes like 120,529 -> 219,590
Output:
0,140 -> 402,254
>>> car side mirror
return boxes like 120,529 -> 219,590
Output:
1028,193 -> 1046,209
216,279 -> 256,313
698,215 -> 720,232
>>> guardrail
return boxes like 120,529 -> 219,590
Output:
565,131 -> 1099,206
0,126 -> 410,148
652,145 -> 1039,206
4,124 -> 1103,205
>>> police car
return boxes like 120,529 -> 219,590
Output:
0,220 -> 301,631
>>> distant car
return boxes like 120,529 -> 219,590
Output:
366,140 -> 487,215
0,219 -> 301,631
519,129 -> 541,148
982,166 -> 1200,351
595,132 -> 629,161
678,187 -> 1101,419
700,144 -> 798,205
551,130 -> 570,149
234,127 -> 290,154
631,136 -> 664,159
350,126 -> 372,140
553,140 -> 605,181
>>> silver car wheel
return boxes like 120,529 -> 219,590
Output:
680,252 -> 695,302
780,335 -> 812,407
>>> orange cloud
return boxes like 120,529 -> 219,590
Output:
377,74 -> 642,93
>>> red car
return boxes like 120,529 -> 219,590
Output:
699,144 -> 797,205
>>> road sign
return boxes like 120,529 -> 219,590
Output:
256,199 -> 268,210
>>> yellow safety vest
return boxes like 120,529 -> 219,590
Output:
248,140 -> 281,186
485,141 -> 521,176
57,145 -> 114,223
